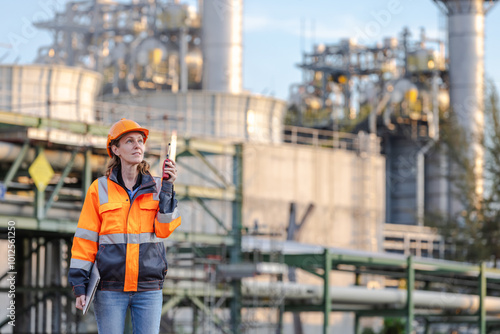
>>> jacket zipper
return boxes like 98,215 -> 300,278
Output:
109,175 -> 157,243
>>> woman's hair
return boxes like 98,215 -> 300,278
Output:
104,133 -> 150,176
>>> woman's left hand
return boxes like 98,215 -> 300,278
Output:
163,159 -> 177,183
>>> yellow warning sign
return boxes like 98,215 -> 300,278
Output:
29,152 -> 54,192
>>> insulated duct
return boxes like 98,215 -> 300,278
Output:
243,282 -> 500,314
164,278 -> 500,314
0,142 -> 107,173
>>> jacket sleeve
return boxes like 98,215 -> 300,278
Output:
156,180 -> 181,238
68,180 -> 101,297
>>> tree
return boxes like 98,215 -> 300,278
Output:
379,318 -> 405,334
430,81 -> 500,265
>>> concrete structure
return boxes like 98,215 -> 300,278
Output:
242,138 -> 384,253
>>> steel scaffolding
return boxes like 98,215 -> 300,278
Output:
3,112 -> 500,333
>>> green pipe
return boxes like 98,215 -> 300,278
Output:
230,144 -> 242,334
193,197 -> 229,233
406,256 -> 415,334
82,148 -> 92,198
161,295 -> 184,315
354,314 -> 360,334
3,140 -> 29,188
323,248 -> 331,334
33,147 -> 45,222
43,149 -> 78,218
479,262 -> 486,334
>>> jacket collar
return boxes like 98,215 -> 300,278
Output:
109,167 -> 158,198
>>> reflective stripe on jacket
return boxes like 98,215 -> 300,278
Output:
68,168 -> 181,296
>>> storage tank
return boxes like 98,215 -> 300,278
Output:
100,91 -> 286,144
0,64 -> 102,123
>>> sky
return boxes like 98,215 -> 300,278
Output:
1,0 -> 500,101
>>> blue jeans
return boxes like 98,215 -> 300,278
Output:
94,290 -> 163,334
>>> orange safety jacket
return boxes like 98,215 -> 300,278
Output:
68,168 -> 181,296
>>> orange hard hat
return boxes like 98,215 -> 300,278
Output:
107,118 -> 149,157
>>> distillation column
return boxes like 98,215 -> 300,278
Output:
202,0 -> 243,93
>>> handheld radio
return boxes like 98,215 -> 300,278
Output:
163,143 -> 171,180
162,130 -> 177,180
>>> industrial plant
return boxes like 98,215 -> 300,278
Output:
0,0 -> 500,333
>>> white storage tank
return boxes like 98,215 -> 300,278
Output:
100,91 -> 286,144
0,64 -> 102,123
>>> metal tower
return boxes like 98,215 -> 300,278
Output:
432,0 -> 498,218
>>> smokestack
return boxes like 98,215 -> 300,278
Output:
202,0 -> 243,93
432,0 -> 497,216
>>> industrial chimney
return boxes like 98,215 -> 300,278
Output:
432,0 -> 497,217
202,0 -> 243,93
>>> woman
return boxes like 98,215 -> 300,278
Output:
68,118 -> 181,334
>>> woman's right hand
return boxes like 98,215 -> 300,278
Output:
163,159 -> 178,183
76,295 -> 86,310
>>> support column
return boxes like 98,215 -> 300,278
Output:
354,314 -> 361,334
43,239 -> 52,333
82,148 -> 92,198
44,149 -> 78,217
479,262 -> 486,334
15,237 -> 33,333
3,139 -> 29,189
193,305 -> 198,334
323,249 -> 331,334
64,237 -> 75,331
180,27 -> 188,93
276,272 -> 284,334
51,239 -> 62,333
34,147 -> 45,222
406,256 -> 415,334
230,144 -> 243,334
35,237 -> 41,334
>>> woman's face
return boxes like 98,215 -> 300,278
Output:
112,132 -> 145,166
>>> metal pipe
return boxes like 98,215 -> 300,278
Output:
230,143 -> 243,334
416,73 -> 440,226
241,236 -> 500,280
406,256 -> 415,333
0,141 -> 107,173
323,249 -> 331,334
480,262 -> 487,333
166,277 -> 500,314
242,281 -> 500,314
